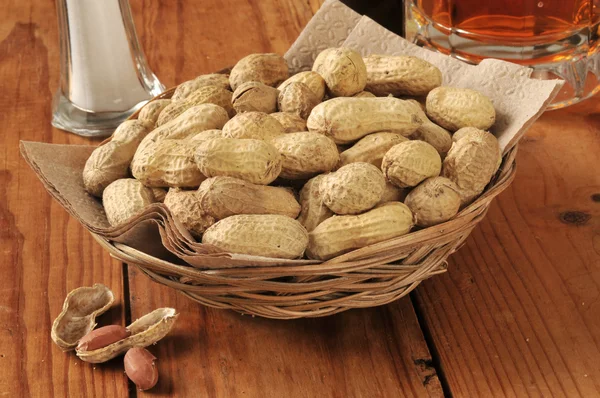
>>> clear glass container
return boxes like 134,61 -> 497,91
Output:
405,0 -> 600,109
52,0 -> 165,137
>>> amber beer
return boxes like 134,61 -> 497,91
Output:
415,0 -> 594,43
406,0 -> 600,107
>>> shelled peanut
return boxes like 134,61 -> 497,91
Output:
84,46 -> 503,260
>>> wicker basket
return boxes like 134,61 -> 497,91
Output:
96,87 -> 517,320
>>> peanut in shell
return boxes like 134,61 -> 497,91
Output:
382,140 -> 442,188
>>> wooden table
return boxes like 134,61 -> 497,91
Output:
1,0 -> 599,396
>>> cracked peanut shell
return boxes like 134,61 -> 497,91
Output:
76,308 -> 178,363
51,284 -> 115,351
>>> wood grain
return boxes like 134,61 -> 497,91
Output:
128,267 -> 443,397
4,0 -> 599,396
414,97 -> 600,397
0,1 -> 129,397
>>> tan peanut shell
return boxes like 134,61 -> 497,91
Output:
150,188 -> 167,203
271,132 -> 339,179
426,87 -> 496,131
452,127 -> 503,172
307,97 -> 421,144
76,308 -> 178,364
278,71 -> 326,100
187,129 -> 224,143
77,325 -> 131,352
277,82 -> 320,119
378,182 -> 409,205
352,91 -> 376,98
157,85 -> 234,125
83,120 -> 150,197
322,162 -> 386,215
103,179 -> 156,226
124,348 -> 159,391
51,284 -> 115,351
111,119 -> 152,145
83,141 -> 136,198
202,214 -> 308,259
312,47 -> 367,97
232,81 -> 279,113
338,132 -> 408,169
405,99 -> 452,155
364,54 -> 442,96
297,174 -> 334,232
197,176 -> 300,220
270,112 -> 307,133
132,139 -> 205,188
136,104 -> 229,154
307,202 -> 414,260
382,141 -> 442,188
194,138 -> 282,185
452,126 -> 481,142
164,188 -> 215,239
221,111 -> 285,141
229,53 -> 289,90
172,73 -> 231,101
442,128 -> 500,205
404,177 -> 461,227
138,99 -> 172,128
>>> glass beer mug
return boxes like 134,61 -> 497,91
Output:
405,0 -> 600,108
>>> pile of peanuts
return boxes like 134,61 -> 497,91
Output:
83,48 -> 500,261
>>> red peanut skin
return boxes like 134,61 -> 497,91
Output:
124,347 -> 159,391
76,325 -> 131,352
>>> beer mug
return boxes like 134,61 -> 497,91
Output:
405,0 -> 600,108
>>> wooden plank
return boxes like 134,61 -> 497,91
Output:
127,0 -> 440,396
0,0 -> 129,396
128,268 -> 443,397
414,97 -> 600,397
